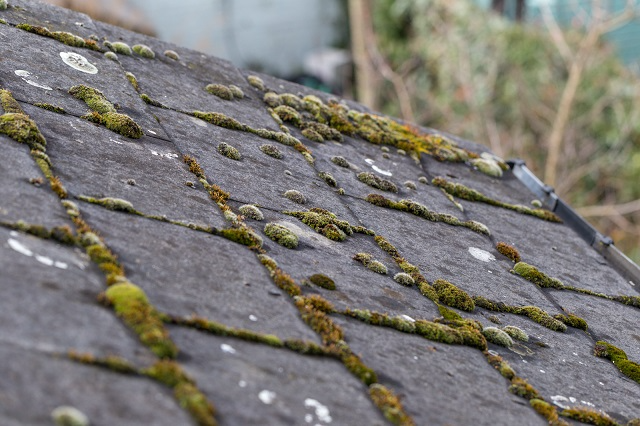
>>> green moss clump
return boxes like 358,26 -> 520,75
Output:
302,128 -> 323,142
358,172 -> 398,193
331,156 -> 349,167
264,223 -> 298,249
34,103 -> 65,114
502,325 -> 529,342
69,85 -> 115,114
68,350 -> 137,375
613,295 -> 640,309
432,279 -> 474,311
0,1 -> 7,10
274,105 -> 301,126
164,50 -> 180,60
554,313 -> 588,331
192,111 -> 245,131
369,383 -> 415,426
284,208 -> 353,241
103,282 -> 177,358
594,341 -> 640,384
132,44 -> 155,59
509,377 -> 540,400
51,406 -> 89,426
247,75 -> 265,91
238,204 -> 263,221
263,92 -> 281,108
308,273 -> 336,290
78,196 -> 137,213
404,180 -> 417,190
486,354 -> 516,380
218,227 -> 263,248
318,171 -> 337,187
393,272 -> 415,286
482,326 -> 513,347
529,399 -> 564,425
105,41 -> 132,55
433,177 -> 562,223
183,154 -> 205,179
228,85 -> 244,99
283,339 -> 327,355
0,113 -> 47,149
216,142 -> 241,160
513,262 -> 564,289
518,306 -> 567,332
259,144 -> 283,159
496,242 -> 521,263
104,50 -> 118,62
560,406 -> 618,426
1,89 -> 24,114
282,189 -> 305,204
353,252 -> 388,274
206,84 -> 233,100
295,297 -> 343,345
125,72 -> 140,92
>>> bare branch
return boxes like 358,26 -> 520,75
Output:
576,198 -> 640,217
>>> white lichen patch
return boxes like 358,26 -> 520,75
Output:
249,314 -> 258,321
468,247 -> 495,262
60,52 -> 98,74
14,70 -> 52,90
258,390 -> 276,405
7,237 -> 67,269
220,343 -> 236,354
150,150 -> 179,159
304,398 -> 332,424
364,158 -> 392,176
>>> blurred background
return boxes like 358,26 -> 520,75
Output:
45,0 -> 640,262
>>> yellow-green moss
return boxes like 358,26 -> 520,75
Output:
358,172 -> 398,193
0,113 -> 47,149
613,295 -> 640,309
274,105 -> 301,126
104,41 -> 132,55
247,75 -> 265,91
216,142 -> 241,160
132,44 -> 155,59
164,50 -> 180,60
482,326 -> 513,347
529,399 -> 565,425
102,282 -> 178,358
125,72 -> 140,92
594,341 -> 640,384
486,353 -> 516,380
191,111 -> 246,131
182,155 -> 205,179
78,195 -> 137,213
518,306 -> 567,332
238,204 -> 264,221
284,208 -> 353,241
264,222 -> 298,249
34,103 -> 65,114
302,127 -> 324,142
393,272 -> 415,287
496,242 -> 521,263
68,350 -> 137,375
433,279 -> 474,311
217,227 -> 263,248
554,313 -> 588,331
259,144 -> 283,159
509,377 -> 540,400
369,383 -> 415,426
308,273 -> 336,290
331,156 -> 349,167
353,252 -> 388,274
1,89 -> 24,114
513,262 -> 564,289
205,84 -> 233,100
502,325 -> 529,342
318,171 -> 337,187
560,406 -> 618,426
295,297 -> 343,345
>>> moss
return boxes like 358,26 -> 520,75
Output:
496,242 -> 521,263
518,306 -> 567,332
103,282 -> 177,358
418,176 -> 428,184
247,75 -> 265,91
69,85 -> 115,114
482,326 -> 513,347
594,341 -> 640,384
279,93 -> 302,109
438,305 -> 462,321
16,24 -> 87,48
264,223 -> 298,249
68,350 -> 137,375
353,252 -> 388,274
0,113 -> 47,149
273,105 -> 301,126
529,399 -> 564,424
509,377 -> 540,400
182,155 -> 205,179
140,93 -> 166,108
49,176 -> 67,199
218,227 -> 263,248
432,279 -> 474,311
470,157 -> 503,178
308,273 -> 336,290
238,204 -> 263,221
502,325 -> 529,342
318,171 -> 337,187
369,384 -> 415,426
303,121 -> 342,141
162,49 -> 179,60
284,208 -> 353,241
205,84 -> 234,100
295,297 -> 343,345
34,103 -> 65,114
393,272 -> 415,286
486,354 -> 516,380
560,406 -> 618,426
0,0 -> 6,10
1,89 -> 24,114
165,315 -> 282,347
358,172 -> 398,193
263,92 -> 281,108
51,406 -> 89,426
554,313 -> 588,331
513,262 -> 564,289
487,315 -> 501,324
283,189 -> 306,204
258,143 -> 283,159
216,142 -> 241,160
302,128 -> 324,142
78,196 -> 137,213
331,156 -> 349,168
404,180 -> 417,190
297,295 -> 335,313
283,339 -> 328,355
125,72 -> 140,92
227,85 -> 244,99
613,295 -> 640,309
132,44 -> 155,58
105,41 -> 132,55
192,111 -> 245,131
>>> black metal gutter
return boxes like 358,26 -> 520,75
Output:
508,159 -> 640,287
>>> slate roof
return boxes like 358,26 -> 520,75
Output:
1,1 -> 639,425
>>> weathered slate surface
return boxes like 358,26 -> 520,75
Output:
1,1 -> 639,425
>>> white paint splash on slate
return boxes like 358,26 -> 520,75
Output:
258,390 -> 276,404
14,70 -> 52,90
304,398 -> 332,423
60,52 -> 98,74
468,247 -> 495,262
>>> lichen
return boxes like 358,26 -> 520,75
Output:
132,44 -> 155,59
283,189 -> 306,204
470,157 -> 503,178
216,142 -> 241,160
205,84 -> 233,100
308,273 -> 336,290
432,279 -> 474,311
238,204 -> 264,221
482,326 -> 513,347
264,223 -> 298,249
496,242 -> 521,263
358,172 -> 398,193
